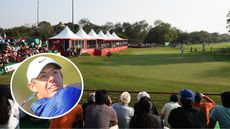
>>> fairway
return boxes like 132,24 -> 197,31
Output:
70,43 -> 230,94
1,43 -> 230,100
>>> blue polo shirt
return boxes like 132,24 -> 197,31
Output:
30,87 -> 81,117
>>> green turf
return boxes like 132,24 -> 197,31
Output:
1,43 -> 229,128
1,43 -> 230,100
69,43 -> 230,95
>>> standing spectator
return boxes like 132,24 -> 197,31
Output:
194,92 -> 215,126
0,94 -> 20,129
168,89 -> 206,128
209,91 -> 230,129
130,96 -> 163,129
49,104 -> 84,129
84,90 -> 118,129
161,94 -> 181,128
112,92 -> 134,129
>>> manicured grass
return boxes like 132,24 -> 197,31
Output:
69,43 -> 230,95
1,43 -> 229,128
1,43 -> 230,103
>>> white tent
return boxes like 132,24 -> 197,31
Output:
49,26 -> 82,40
112,32 -> 123,40
105,31 -> 115,40
88,29 -> 103,39
76,28 -> 95,40
98,30 -> 110,40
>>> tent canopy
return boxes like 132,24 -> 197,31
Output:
49,26 -> 82,40
98,30 -> 110,40
105,31 -> 115,39
76,28 -> 95,40
88,29 -> 103,39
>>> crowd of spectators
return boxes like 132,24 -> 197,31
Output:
0,39 -> 48,65
52,89 -> 229,129
1,85 -> 230,129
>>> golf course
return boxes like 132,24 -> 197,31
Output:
73,43 -> 230,93
1,42 -> 230,107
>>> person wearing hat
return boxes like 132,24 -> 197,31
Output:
134,91 -> 159,115
26,56 -> 82,117
168,89 -> 206,128
112,91 -> 134,129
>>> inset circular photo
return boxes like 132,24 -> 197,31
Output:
10,53 -> 84,119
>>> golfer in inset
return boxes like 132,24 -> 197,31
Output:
26,56 -> 81,117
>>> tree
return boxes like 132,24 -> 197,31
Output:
32,21 -> 53,39
227,11 -> 230,32
144,21 -> 178,44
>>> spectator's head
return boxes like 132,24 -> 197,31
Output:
195,92 -> 202,103
95,90 -> 108,105
87,92 -> 95,103
137,91 -> 150,101
179,89 -> 194,108
170,94 -> 179,102
106,96 -> 112,106
220,91 -> 230,108
138,96 -> 152,113
27,56 -> 63,99
120,91 -> 131,105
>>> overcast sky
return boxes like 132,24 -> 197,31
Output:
1,0 -> 229,33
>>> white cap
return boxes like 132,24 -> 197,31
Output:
120,91 -> 131,104
137,91 -> 150,101
27,56 -> 61,83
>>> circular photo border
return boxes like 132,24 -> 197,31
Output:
10,53 -> 84,119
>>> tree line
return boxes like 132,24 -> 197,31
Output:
1,18 -> 230,45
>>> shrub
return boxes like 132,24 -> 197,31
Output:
81,52 -> 91,56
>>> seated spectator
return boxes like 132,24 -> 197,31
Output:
134,91 -> 159,115
112,91 -> 134,129
130,96 -> 163,128
106,95 -> 113,107
84,90 -> 118,128
49,104 -> 84,129
194,92 -> 215,126
0,94 -> 20,129
161,94 -> 181,127
82,92 -> 96,120
209,91 -> 230,128
168,89 -> 206,128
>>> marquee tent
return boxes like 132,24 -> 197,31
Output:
88,29 -> 103,39
105,31 -> 115,40
76,28 -> 95,40
49,26 -> 82,40
98,30 -> 110,40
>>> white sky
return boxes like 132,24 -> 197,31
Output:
1,0 -> 229,33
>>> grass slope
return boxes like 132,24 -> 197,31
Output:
69,43 -> 230,94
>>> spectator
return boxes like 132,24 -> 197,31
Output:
84,90 -> 118,129
82,92 -> 95,120
130,96 -> 163,129
161,94 -> 181,127
168,89 -> 206,128
112,91 -> 134,129
209,91 -> 230,129
134,91 -> 159,115
106,95 -> 112,106
0,94 -> 20,129
49,104 -> 84,129
194,92 -> 215,126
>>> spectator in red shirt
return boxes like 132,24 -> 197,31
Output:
193,92 -> 216,126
